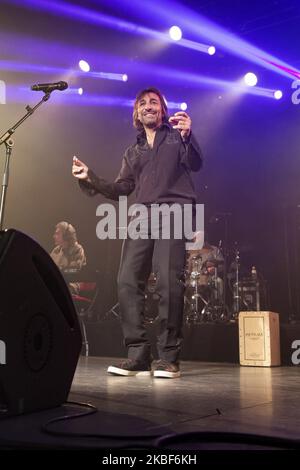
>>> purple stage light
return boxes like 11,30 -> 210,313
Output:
207,46 -> 216,56
169,26 -> 182,41
106,0 -> 300,80
0,58 -> 127,84
244,73 -> 258,87
79,60 -> 90,72
6,1 -> 215,57
78,87 -> 83,95
0,80 -> 6,104
264,61 -> 300,80
167,101 -> 187,110
65,95 -> 134,107
0,59 -> 67,75
89,71 -> 128,81
273,90 -> 283,100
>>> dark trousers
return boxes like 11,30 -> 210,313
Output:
117,236 -> 186,364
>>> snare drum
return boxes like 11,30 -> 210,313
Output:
198,273 -> 209,286
185,271 -> 209,289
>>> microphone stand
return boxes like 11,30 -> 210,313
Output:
233,246 -> 240,319
0,92 -> 51,230
213,212 -> 231,320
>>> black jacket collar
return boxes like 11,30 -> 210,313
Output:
136,121 -> 171,145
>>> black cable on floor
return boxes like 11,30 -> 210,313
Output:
41,401 -> 164,441
41,400 -> 98,437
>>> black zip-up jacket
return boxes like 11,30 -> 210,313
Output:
79,122 -> 203,205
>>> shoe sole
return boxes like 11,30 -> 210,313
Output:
153,370 -> 181,378
107,366 -> 151,376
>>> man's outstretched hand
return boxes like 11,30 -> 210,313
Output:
169,111 -> 191,140
72,156 -> 89,180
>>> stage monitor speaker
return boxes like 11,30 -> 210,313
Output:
0,229 -> 82,417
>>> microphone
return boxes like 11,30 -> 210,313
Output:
31,81 -> 68,92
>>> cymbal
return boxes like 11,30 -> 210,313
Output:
187,246 -> 214,255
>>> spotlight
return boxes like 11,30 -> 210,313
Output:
122,74 -> 128,82
169,26 -> 182,41
78,87 -> 83,95
78,60 -> 90,72
0,79 -> 6,105
244,72 -> 258,87
180,102 -> 187,111
274,90 -> 283,100
207,46 -> 216,56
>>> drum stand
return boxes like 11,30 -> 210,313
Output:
202,269 -> 228,323
102,301 -> 120,321
185,275 -> 209,324
102,274 -> 159,324
184,255 -> 225,324
185,256 -> 208,324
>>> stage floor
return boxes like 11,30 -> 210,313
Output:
72,356 -> 300,440
1,356 -> 299,452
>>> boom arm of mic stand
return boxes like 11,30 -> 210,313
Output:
0,92 -> 51,230
0,92 -> 50,147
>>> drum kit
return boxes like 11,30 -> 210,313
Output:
183,243 -> 265,324
143,243 -> 230,325
183,244 -> 229,324
105,241 -> 263,325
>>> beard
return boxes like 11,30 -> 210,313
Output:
139,113 -> 161,129
144,120 -> 158,129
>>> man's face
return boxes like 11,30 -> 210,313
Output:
137,92 -> 163,129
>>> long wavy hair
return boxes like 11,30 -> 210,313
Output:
132,87 -> 168,131
56,221 -> 77,246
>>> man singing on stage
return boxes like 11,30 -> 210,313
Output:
72,87 -> 203,378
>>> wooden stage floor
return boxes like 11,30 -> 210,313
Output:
1,356 -> 300,453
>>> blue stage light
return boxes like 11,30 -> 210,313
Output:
244,73 -> 258,87
79,60 -> 90,72
169,26 -> 182,41
274,90 -> 283,100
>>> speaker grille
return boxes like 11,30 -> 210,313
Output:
24,314 -> 53,372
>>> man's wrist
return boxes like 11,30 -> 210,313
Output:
182,130 -> 191,143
